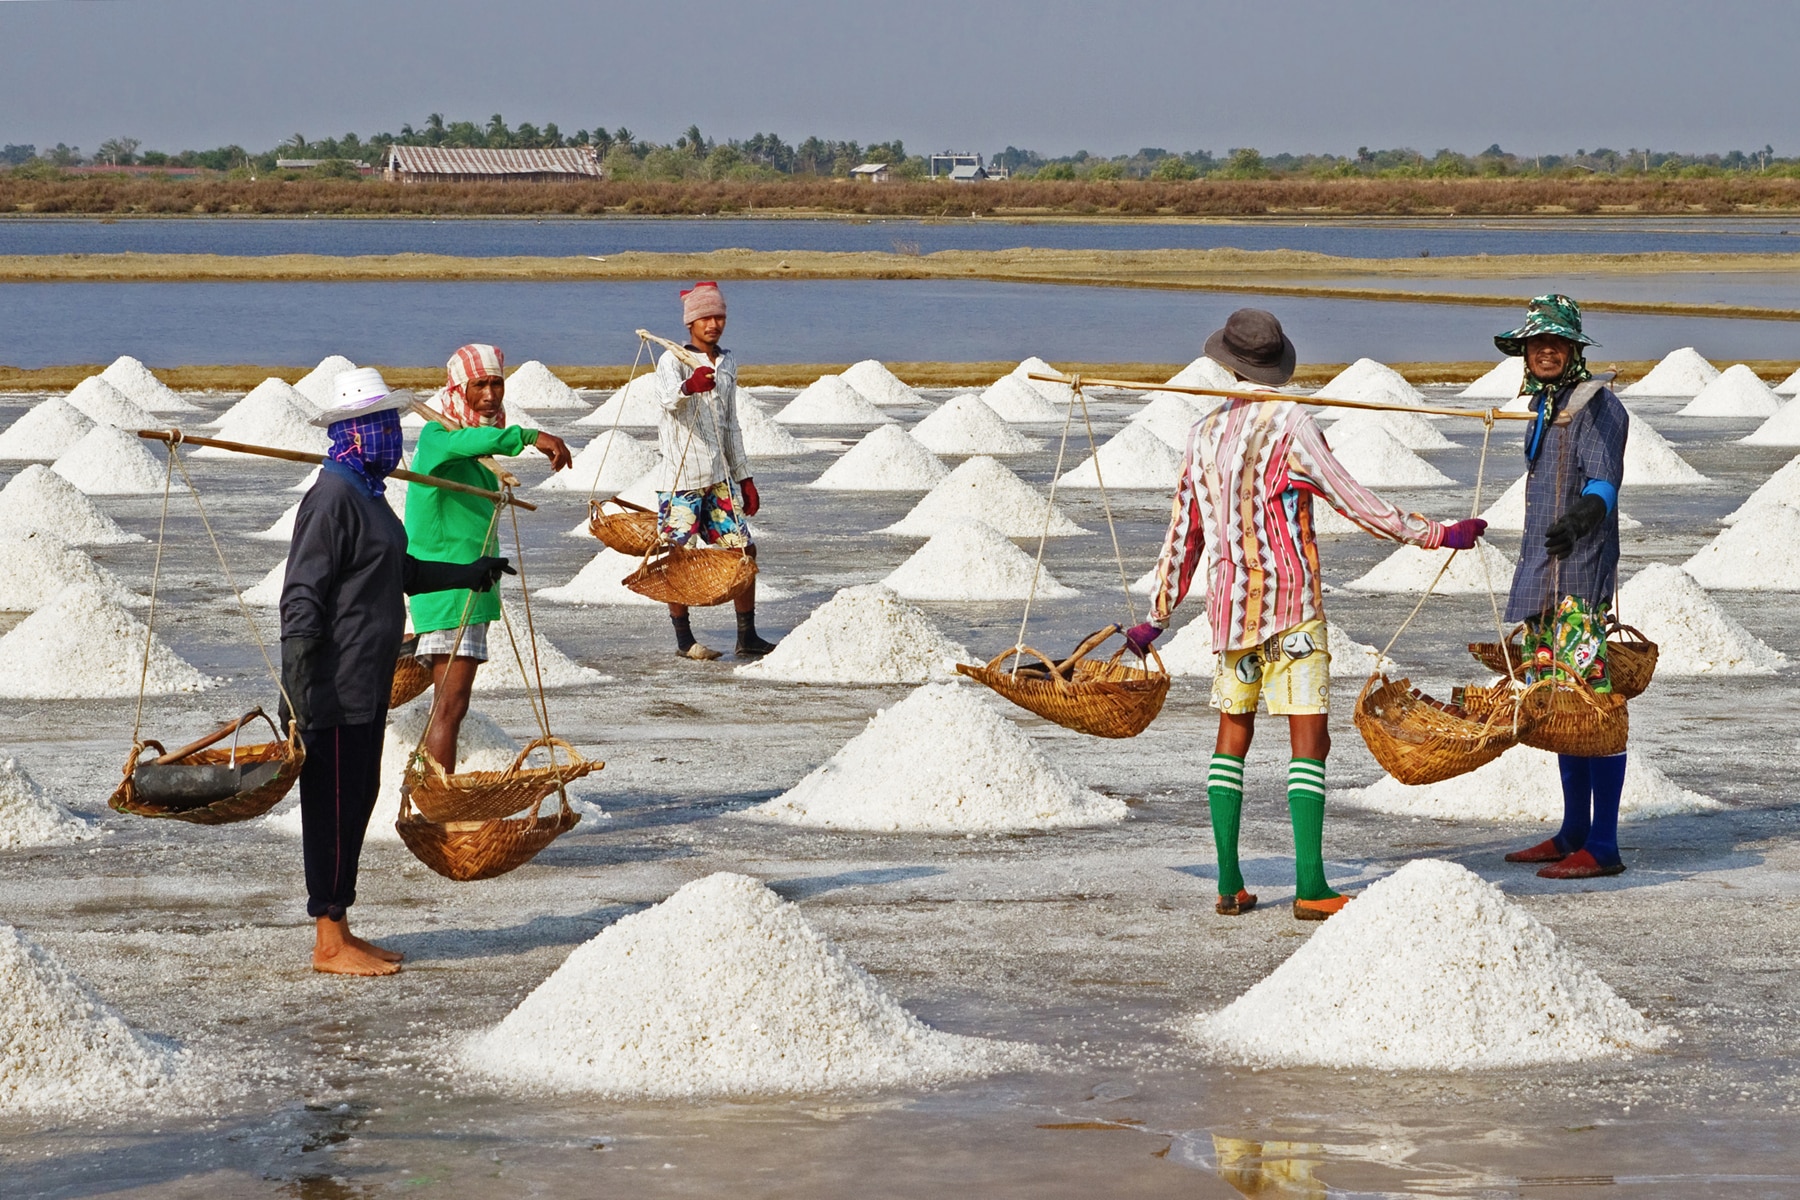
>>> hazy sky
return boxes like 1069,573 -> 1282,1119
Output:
2,0 -> 1793,158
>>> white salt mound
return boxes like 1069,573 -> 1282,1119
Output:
883,456 -> 1089,537
1678,364 -> 1782,417
883,522 -> 1076,601
0,924 -> 184,1115
1777,365 -> 1800,397
1721,453 -> 1800,525
505,360 -> 586,409
736,585 -> 969,683
100,356 -> 194,413
208,378 -> 317,428
1459,358 -> 1527,401
0,757 -> 94,850
1624,420 -> 1708,484
775,376 -> 895,425
1616,563 -> 1785,674
1324,420 -> 1453,487
0,532 -> 142,611
1322,359 -> 1425,406
1683,503 -> 1800,589
539,547 -> 665,607
748,683 -> 1124,832
1058,421 -> 1183,490
1331,405 -> 1454,451
737,394 -> 814,455
251,502 -> 301,542
537,430 -> 659,494
577,373 -> 665,426
840,359 -> 923,406
979,374 -> 1064,423
909,394 -> 1036,455
0,398 -> 98,462
198,386 -> 329,457
471,601 -> 608,691
809,426 -> 948,491
51,425 -> 171,495
292,355 -> 358,408
1189,859 -> 1670,1070
1012,355 -> 1074,405
1622,347 -> 1719,398
1339,748 -> 1718,821
1739,398 -> 1800,447
462,872 -> 1029,1097
1159,354 -> 1236,393
241,559 -> 286,607
1347,541 -> 1515,595
64,377 -> 156,430
0,584 -> 209,698
0,466 -> 143,545
1129,391 -> 1208,450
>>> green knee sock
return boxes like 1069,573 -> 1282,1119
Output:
1288,757 -> 1337,902
1207,752 -> 1246,896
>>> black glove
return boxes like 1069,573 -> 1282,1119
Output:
404,555 -> 515,595
279,635 -> 324,731
1544,493 -> 1608,560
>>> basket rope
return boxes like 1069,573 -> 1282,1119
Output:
583,336 -> 650,506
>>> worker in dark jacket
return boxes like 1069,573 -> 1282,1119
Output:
281,368 -> 510,976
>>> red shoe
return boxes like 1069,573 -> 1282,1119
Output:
1505,838 -> 1567,864
1293,894 -> 1351,921
1537,849 -> 1626,879
1216,889 -> 1258,916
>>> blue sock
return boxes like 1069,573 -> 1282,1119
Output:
1555,755 -> 1593,853
1584,754 -> 1626,865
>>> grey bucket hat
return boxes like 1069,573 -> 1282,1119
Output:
1203,308 -> 1297,386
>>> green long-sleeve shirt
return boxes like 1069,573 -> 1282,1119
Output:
405,422 -> 538,634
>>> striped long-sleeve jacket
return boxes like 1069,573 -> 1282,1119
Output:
1148,395 -> 1448,652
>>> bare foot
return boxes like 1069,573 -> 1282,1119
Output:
313,915 -> 401,976
346,934 -> 404,963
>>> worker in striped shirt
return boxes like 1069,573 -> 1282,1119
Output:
1127,309 -> 1487,921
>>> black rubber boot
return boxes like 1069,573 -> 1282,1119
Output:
735,610 -> 778,659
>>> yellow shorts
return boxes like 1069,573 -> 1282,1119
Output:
1211,618 -> 1332,716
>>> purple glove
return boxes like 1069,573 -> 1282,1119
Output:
1124,622 -> 1162,658
1440,518 -> 1487,550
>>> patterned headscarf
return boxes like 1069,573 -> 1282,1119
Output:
444,343 -> 506,429
326,409 -> 405,496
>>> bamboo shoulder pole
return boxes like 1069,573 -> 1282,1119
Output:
1026,371 -> 1535,422
637,328 -> 710,370
135,429 -> 538,511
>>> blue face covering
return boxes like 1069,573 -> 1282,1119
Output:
326,409 -> 404,495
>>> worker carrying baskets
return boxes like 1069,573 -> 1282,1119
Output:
1489,295 -> 1634,881
1124,309 -> 1486,922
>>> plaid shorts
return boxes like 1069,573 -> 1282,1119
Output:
414,622 -> 490,662
658,481 -> 752,550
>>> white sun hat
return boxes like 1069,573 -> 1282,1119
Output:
310,367 -> 411,426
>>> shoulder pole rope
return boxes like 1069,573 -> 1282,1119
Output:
1068,375 -> 1140,626
1012,377 -> 1084,679
584,337 -> 651,508
130,442 -> 178,748
1024,371 -> 1536,423
404,498 -> 506,787
628,329 -> 713,573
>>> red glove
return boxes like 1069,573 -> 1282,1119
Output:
1440,518 -> 1487,550
739,478 -> 760,516
1124,622 -> 1162,658
680,366 -> 716,395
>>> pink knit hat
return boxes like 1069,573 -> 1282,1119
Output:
681,281 -> 726,324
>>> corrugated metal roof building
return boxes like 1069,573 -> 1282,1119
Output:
383,145 -> 602,183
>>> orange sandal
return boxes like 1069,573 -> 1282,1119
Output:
1292,894 -> 1351,921
1216,889 -> 1258,916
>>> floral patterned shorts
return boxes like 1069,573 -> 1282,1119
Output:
1522,595 -> 1611,693
657,481 -> 752,550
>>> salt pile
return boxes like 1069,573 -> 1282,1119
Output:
1155,354 -> 1236,395
1624,420 -> 1708,484
64,377 -> 156,430
0,466 -> 143,545
207,377 -> 316,427
1129,391 -> 1208,451
1012,356 -> 1074,405
1158,619 -> 1390,679
737,394 -> 814,456
1459,357 -> 1527,400
0,398 -> 97,462
1616,563 -> 1783,674
1678,364 -> 1782,417
251,502 -> 301,542
51,425 -> 171,495
1057,421 -> 1183,489
736,585 -> 969,683
536,430 -> 660,494
775,377 -> 895,426
100,355 -> 195,413
0,757 -> 94,850
0,532 -> 142,611
1310,498 -> 1364,535
809,426 -> 948,491
1321,359 -> 1425,406
1777,366 -> 1800,396
1683,503 -> 1800,589
1340,750 -> 1718,822
1622,347 -> 1719,397
0,924 -> 185,1115
909,394 -> 1036,456
748,683 -> 1124,832
611,466 -> 663,511
1721,453 -> 1800,525
292,355 -> 357,408
1189,859 -> 1669,1069
1331,406 -> 1454,451
882,522 -> 1076,601
1346,541 -> 1515,594
241,558 -> 287,607
575,373 -> 665,427
471,601 -> 608,691
462,871 -> 1028,1097
497,360 -> 583,410
0,584 -> 210,697
197,386 -> 329,458
978,374 -> 1064,422
1478,474 -> 1638,531
883,456 -> 1089,537
540,547 -> 666,607
840,359 -> 923,407
1739,399 -> 1800,447
1324,420 -> 1453,487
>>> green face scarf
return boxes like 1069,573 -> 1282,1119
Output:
1523,347 -> 1592,464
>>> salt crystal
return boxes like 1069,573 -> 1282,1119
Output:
100,355 -> 196,413
840,360 -> 923,406
1057,421 -> 1183,489
1128,391 -> 1208,450
0,584 -> 210,697
1011,356 -> 1074,406
808,426 -> 948,491
1188,859 -> 1670,1070
0,397 -> 98,462
0,466 -> 143,545
0,757 -> 94,850
1323,420 -> 1453,488
1339,749 -> 1718,821
1328,406 -> 1454,451
64,377 -> 156,430
909,394 -> 1037,455
51,425 -> 171,495
1459,358 -> 1526,400
1625,420 -> 1707,483
883,521 -> 1077,601
0,532 -> 142,611
748,683 -> 1123,832
249,502 -> 300,542
291,355 -> 357,408
1321,359 -> 1425,406
775,376 -> 896,425
1678,364 -> 1782,417
505,360 -> 588,409
1622,347 -> 1719,398
206,378 -> 316,428
470,600 -> 609,691
978,374 -> 1064,422
1721,453 -> 1800,525
536,430 -> 660,494
462,871 -> 1030,1097
195,386 -> 329,458
737,394 -> 815,455
1159,354 -> 1236,393
1683,503 -> 1800,589
1346,541 -> 1515,594
1614,563 -> 1784,673
736,585 -> 969,683
1776,365 -> 1800,397
1739,398 -> 1800,447
883,456 -> 1089,537
539,547 -> 666,606
575,373 -> 664,426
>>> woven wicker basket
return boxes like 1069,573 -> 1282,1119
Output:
389,649 -> 432,709
1353,675 -> 1520,786
1515,664 -> 1629,757
109,712 -> 304,826
588,498 -> 660,556
956,627 -> 1170,739
623,547 -> 757,608
405,736 -> 602,824
396,803 -> 581,882
1467,622 -> 1656,701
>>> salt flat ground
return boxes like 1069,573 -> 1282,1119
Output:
1,386 -> 1798,1198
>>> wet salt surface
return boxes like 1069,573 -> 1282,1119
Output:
2,388 -> 1800,1195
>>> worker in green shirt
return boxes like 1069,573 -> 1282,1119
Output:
406,344 -> 572,768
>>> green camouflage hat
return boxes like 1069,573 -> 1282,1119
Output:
1494,293 -> 1598,357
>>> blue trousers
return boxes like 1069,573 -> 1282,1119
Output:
1555,753 -> 1626,866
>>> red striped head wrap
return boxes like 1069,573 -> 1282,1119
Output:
444,343 -> 505,428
